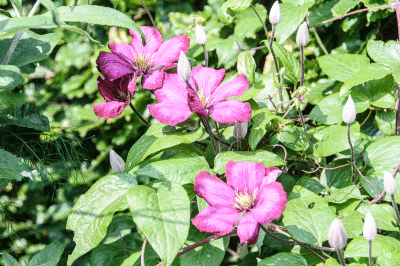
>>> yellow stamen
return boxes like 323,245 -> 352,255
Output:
233,187 -> 257,211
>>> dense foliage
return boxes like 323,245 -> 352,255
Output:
1,0 -> 400,265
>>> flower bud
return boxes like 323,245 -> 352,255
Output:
296,22 -> 309,47
110,150 -> 125,172
269,1 -> 281,25
195,24 -> 207,45
343,95 -> 356,124
384,170 -> 397,195
178,51 -> 192,82
328,218 -> 347,251
233,122 -> 248,140
363,212 -> 377,241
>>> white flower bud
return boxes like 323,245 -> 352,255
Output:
384,170 -> 397,195
269,1 -> 281,25
296,22 -> 309,47
178,51 -> 192,82
233,122 -> 248,140
343,95 -> 356,124
363,212 -> 377,241
328,218 -> 347,251
110,150 -> 125,173
195,24 -> 207,45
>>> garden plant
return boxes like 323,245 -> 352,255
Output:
1,0 -> 400,265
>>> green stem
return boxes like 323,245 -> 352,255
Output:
395,86 -> 400,135
213,120 -> 222,153
347,123 -> 356,182
200,116 -> 218,155
337,250 -> 346,266
368,240 -> 373,266
139,0 -> 156,28
129,102 -> 150,127
311,27 -> 328,55
391,194 -> 400,226
202,44 -> 209,67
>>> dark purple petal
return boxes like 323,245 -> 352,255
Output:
142,68 -> 164,90
188,87 -> 208,117
190,66 -> 226,99
148,101 -> 192,126
96,51 -> 134,80
193,171 -> 236,207
97,77 -> 119,102
153,35 -> 190,66
237,212 -> 260,245
225,161 -> 266,194
208,100 -> 251,125
251,182 -> 287,225
191,206 -> 240,236
92,101 -> 128,118
209,74 -> 249,104
129,26 -> 163,59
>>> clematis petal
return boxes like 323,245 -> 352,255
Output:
252,182 -> 287,225
153,73 -> 187,103
92,101 -> 127,118
264,167 -> 282,184
190,66 -> 226,99
97,77 -> 120,102
108,43 -> 135,64
208,100 -> 251,125
209,74 -> 249,104
129,26 -> 163,58
225,161 -> 266,194
96,51 -> 134,80
193,171 -> 236,207
153,35 -> 190,67
148,101 -> 192,126
188,87 -> 208,117
128,74 -> 138,94
191,206 -> 240,236
142,68 -> 164,90
237,212 -> 260,245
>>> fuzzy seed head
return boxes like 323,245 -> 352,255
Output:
363,212 -> 377,241
195,24 -> 207,45
296,22 -> 309,47
177,51 -> 192,82
328,218 -> 347,251
110,150 -> 125,172
269,1 -> 281,24
343,95 -> 356,124
384,170 -> 397,195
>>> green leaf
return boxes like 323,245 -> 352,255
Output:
365,136 -> 400,169
66,173 -> 137,266
317,54 -> 370,82
375,109 -> 396,136
340,63 -> 391,96
327,185 -> 362,204
283,186 -> 337,245
2,251 -> 20,266
0,65 -> 24,91
218,0 -> 252,24
0,30 -> 60,67
178,225 -> 228,266
332,0 -> 361,17
258,252 -> 307,266
308,0 -> 339,25
272,42 -> 301,84
132,156 -> 211,185
237,51 -> 256,84
367,40 -> 400,71
253,73 -> 290,111
126,123 -> 203,171
214,150 -> 285,174
249,108 -> 293,150
320,159 -> 353,189
357,203 -> 398,231
371,92 -> 396,108
282,0 -> 315,7
324,258 -> 341,266
3,103 -> 50,132
38,0 -> 61,25
234,4 -> 267,39
275,3 -> 309,44
345,235 -> 400,258
126,182 -> 190,266
376,251 -> 400,266
28,242 -> 66,266
121,243 -> 160,266
340,210 -> 363,239
277,125 -> 309,152
0,149 -> 31,181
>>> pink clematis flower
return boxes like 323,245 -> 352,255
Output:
191,161 -> 287,245
96,26 -> 190,93
92,76 -> 131,118
148,66 -> 252,126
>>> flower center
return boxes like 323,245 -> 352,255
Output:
135,56 -> 149,70
233,187 -> 257,211
198,93 -> 210,108
117,90 -> 128,101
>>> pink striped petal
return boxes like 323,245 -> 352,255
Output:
208,100 -> 251,125
153,35 -> 190,66
190,66 -> 226,99
194,171 -> 236,207
142,68 -> 164,90
191,206 -> 240,236
225,161 -> 266,194
252,182 -> 287,225
264,167 -> 282,185
209,74 -> 250,104
96,51 -> 134,80
153,73 -> 187,103
237,212 -> 260,245
108,43 -> 135,64
129,26 -> 163,58
148,101 -> 192,126
92,101 -> 127,118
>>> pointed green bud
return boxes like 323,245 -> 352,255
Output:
195,24 -> 207,45
384,170 -> 397,195
363,212 -> 377,241
233,122 -> 248,140
296,22 -> 309,47
269,1 -> 281,25
343,95 -> 356,124
110,150 -> 125,172
177,51 -> 191,82
328,218 -> 347,251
